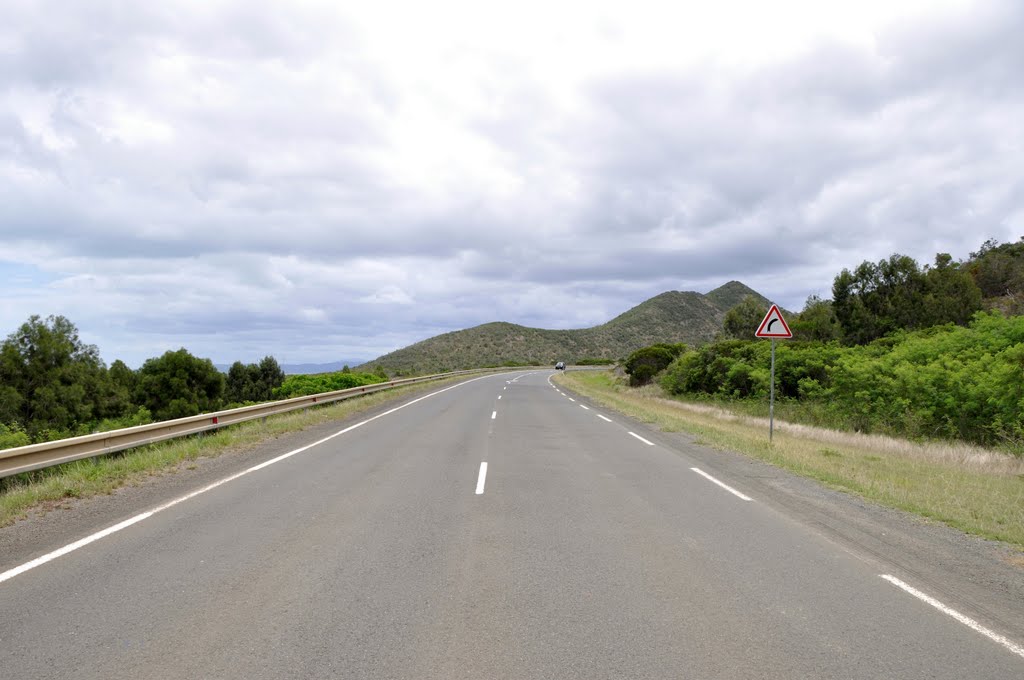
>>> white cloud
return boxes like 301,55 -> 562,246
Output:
0,0 -> 1020,365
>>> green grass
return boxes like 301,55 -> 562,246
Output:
0,377 -> 466,528
557,370 -> 1024,548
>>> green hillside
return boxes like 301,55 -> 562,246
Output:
704,280 -> 772,312
358,282 -> 770,375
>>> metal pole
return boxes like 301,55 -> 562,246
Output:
769,338 -> 776,443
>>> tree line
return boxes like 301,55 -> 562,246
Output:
623,237 -> 1024,449
0,315 -> 385,449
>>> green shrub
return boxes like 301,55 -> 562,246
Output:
0,423 -> 31,450
273,371 -> 386,399
624,343 -> 686,386
660,312 -> 1024,450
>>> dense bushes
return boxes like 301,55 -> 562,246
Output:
624,343 -> 686,386
0,316 -> 285,447
660,313 -> 1024,448
225,356 -> 286,404
274,370 -> 386,399
833,253 -> 982,345
135,349 -> 226,421
0,315 -> 131,440
647,238 -> 1024,449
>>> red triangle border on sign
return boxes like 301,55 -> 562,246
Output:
755,304 -> 793,338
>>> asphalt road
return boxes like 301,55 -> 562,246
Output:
1,370 -> 1022,679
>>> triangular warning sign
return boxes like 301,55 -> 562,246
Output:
755,304 -> 792,338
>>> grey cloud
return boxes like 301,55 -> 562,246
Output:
2,1 -> 1022,365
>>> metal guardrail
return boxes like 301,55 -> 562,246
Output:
0,367 -> 535,480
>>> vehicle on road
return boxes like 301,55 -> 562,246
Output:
554,361 -> 565,370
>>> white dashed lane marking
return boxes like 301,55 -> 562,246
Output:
475,462 -> 488,495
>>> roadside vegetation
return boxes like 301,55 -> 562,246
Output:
659,313 -> 1024,450
621,237 -> 1024,452
593,237 -> 1024,547
557,370 -> 1024,547
0,376 -> 463,528
0,314 -> 389,450
273,367 -> 387,399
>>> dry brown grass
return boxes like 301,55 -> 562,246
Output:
631,387 -> 1024,476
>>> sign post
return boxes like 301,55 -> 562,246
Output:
755,304 -> 793,442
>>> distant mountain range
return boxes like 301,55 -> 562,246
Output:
356,281 -> 772,375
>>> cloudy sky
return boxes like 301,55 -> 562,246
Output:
2,0 -> 1021,367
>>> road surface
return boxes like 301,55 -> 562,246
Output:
1,370 -> 1022,678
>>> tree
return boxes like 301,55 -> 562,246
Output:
966,237 -> 1024,298
921,254 -> 982,327
226,356 -> 287,403
109,359 -> 137,394
832,254 -> 926,344
834,253 -> 984,345
225,361 -> 254,403
101,359 -> 138,419
0,315 -> 108,438
0,384 -> 23,427
135,349 -> 225,421
254,356 -> 286,399
624,343 -> 686,386
721,295 -> 769,340
791,296 -> 841,342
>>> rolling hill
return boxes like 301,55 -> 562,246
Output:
356,281 -> 772,375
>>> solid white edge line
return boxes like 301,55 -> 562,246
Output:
628,431 -> 655,446
475,461 -> 488,495
880,575 -> 1024,660
0,373 -> 501,586
597,414 -> 612,422
690,467 -> 753,501
0,513 -> 154,584
491,410 -> 497,419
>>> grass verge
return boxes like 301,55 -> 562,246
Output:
557,370 -> 1024,548
0,377 -> 467,529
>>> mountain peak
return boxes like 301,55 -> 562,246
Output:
705,281 -> 771,312
358,282 -> 773,374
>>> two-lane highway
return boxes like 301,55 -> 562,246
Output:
1,371 -> 1022,678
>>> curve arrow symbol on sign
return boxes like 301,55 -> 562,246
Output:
755,305 -> 793,339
